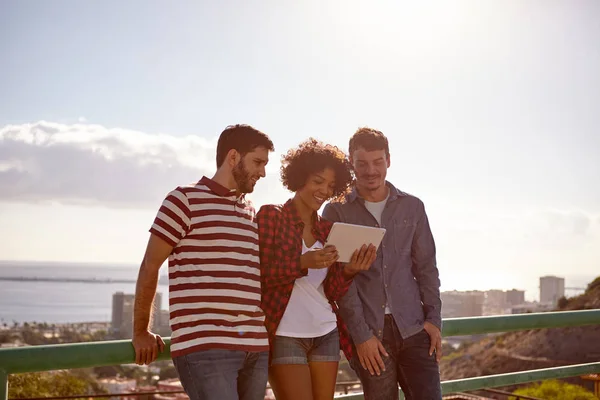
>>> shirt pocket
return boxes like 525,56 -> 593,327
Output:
391,217 -> 417,255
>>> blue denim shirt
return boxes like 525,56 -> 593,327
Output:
322,182 -> 441,345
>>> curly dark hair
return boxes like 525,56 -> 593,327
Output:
280,138 -> 353,198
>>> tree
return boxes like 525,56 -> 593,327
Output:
0,331 -> 11,344
586,276 -> 600,293
557,296 -> 569,309
8,370 -> 107,399
9,371 -> 89,398
510,379 -> 596,400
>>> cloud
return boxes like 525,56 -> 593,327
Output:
529,209 -> 594,237
432,207 -> 599,267
0,121 -> 232,207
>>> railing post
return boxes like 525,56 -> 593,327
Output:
0,369 -> 7,400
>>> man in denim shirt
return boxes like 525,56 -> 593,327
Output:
322,127 -> 442,400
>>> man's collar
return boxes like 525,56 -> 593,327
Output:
347,181 -> 407,203
199,176 -> 238,198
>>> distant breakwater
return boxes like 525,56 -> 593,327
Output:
0,276 -> 169,284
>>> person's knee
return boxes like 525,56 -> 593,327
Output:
355,364 -> 399,399
398,359 -> 441,400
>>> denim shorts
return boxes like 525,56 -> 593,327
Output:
271,328 -> 341,365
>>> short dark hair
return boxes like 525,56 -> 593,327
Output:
216,124 -> 274,168
281,138 -> 353,198
348,127 -> 390,158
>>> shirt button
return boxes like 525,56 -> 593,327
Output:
381,304 -> 385,309
384,265 -> 387,268
385,284 -> 388,288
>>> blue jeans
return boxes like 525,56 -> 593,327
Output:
350,316 -> 442,400
172,349 -> 269,400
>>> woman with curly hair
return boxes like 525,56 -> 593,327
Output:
257,138 -> 377,400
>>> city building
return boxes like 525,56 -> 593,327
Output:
441,291 -> 485,318
111,292 -> 134,336
111,291 -> 166,338
505,289 -> 525,306
483,290 -> 507,315
480,289 -> 527,315
540,275 -> 565,306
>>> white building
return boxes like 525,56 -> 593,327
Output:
539,276 -> 565,306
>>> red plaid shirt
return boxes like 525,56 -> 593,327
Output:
256,199 -> 354,361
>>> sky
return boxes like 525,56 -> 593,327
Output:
1,0 -> 599,300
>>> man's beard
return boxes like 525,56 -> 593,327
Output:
359,173 -> 382,190
232,161 -> 255,193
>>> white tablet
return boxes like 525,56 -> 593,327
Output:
325,222 -> 387,263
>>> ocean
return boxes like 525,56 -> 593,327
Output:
0,260 -> 596,325
0,260 -> 168,324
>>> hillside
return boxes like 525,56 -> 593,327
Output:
440,277 -> 600,381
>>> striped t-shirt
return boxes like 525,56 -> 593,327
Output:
149,176 -> 269,357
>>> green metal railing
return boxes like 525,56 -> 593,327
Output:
1,309 -> 599,400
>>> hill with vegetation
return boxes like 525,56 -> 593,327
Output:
440,277 -> 600,384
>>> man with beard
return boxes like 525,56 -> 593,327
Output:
132,124 -> 275,400
322,127 -> 442,400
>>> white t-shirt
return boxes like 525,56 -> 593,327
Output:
364,191 -> 389,226
276,240 -> 338,337
364,192 -> 392,314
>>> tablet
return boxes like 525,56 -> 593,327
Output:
325,222 -> 387,263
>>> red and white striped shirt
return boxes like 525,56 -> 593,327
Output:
150,176 -> 269,357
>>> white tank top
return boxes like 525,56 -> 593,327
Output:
275,240 -> 338,337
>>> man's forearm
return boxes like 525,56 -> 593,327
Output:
133,262 -> 160,335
